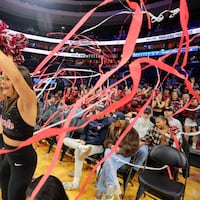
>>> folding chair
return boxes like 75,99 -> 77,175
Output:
136,145 -> 189,200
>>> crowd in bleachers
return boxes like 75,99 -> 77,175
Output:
37,74 -> 200,149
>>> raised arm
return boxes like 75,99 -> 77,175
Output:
0,51 -> 37,126
0,51 -> 36,102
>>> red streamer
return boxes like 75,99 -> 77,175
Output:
1,0 -> 198,199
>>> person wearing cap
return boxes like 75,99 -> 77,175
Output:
111,111 -> 126,121
95,118 -> 139,200
131,107 -> 154,173
164,106 -> 183,132
62,105 -> 112,190
163,106 -> 187,156
133,107 -> 154,139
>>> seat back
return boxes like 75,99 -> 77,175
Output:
149,145 -> 188,169
75,117 -> 89,135
66,117 -> 89,138
136,145 -> 189,200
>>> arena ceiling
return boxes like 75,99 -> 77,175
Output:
0,0 -> 179,26
0,0 -> 199,36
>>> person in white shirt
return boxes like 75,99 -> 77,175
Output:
133,107 -> 154,138
164,106 -> 183,132
132,107 -> 154,172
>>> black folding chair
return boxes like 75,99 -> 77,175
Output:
136,145 -> 189,200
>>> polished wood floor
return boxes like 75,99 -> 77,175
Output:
1,143 -> 200,200
32,143 -> 200,200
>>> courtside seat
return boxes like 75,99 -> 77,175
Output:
136,145 -> 189,200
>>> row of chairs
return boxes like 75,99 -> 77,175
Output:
45,117 -> 189,200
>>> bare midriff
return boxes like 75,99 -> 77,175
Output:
2,133 -> 24,147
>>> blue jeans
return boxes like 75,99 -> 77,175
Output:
133,145 -> 149,171
96,148 -> 131,192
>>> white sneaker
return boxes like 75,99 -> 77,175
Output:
105,185 -> 116,200
95,190 -> 104,200
191,143 -> 197,150
62,182 -> 79,190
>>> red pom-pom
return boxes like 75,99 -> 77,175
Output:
0,20 -> 8,32
0,20 -> 28,64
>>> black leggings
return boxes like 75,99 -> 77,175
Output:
0,144 -> 37,200
0,134 -> 4,162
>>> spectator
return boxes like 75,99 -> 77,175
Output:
95,119 -> 139,200
138,115 -> 183,169
164,106 -> 183,132
62,105 -> 111,190
195,107 -> 200,150
151,92 -> 166,116
26,175 -> 69,200
133,107 -> 154,139
131,107 -> 154,172
167,90 -> 182,116
182,98 -> 199,149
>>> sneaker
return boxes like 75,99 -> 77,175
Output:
95,190 -> 104,200
191,143 -> 197,150
79,146 -> 92,161
105,184 -> 116,200
62,182 -> 79,190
